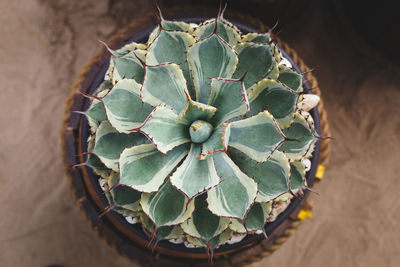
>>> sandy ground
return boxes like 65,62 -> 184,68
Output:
1,0 -> 399,266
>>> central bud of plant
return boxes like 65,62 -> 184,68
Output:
189,120 -> 213,143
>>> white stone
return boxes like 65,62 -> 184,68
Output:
302,158 -> 312,172
279,53 -> 293,68
301,94 -> 320,112
184,241 -> 201,248
99,178 -> 106,191
169,235 -> 185,244
226,233 -> 246,244
125,216 -> 139,224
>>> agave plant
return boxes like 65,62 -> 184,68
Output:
82,8 -> 319,251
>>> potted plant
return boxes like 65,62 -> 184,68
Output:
62,5 -> 330,266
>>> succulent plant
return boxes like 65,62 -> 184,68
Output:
82,7 -> 319,253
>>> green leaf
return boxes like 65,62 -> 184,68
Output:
278,65 -> 303,92
229,202 -> 272,232
187,34 -> 238,103
110,50 -> 146,84
139,105 -> 190,154
119,144 -> 189,192
140,182 -> 195,227
247,79 -> 299,128
86,85 -> 110,133
181,194 -> 230,241
230,149 -> 290,202
232,43 -> 277,89
290,161 -> 305,191
207,152 -> 257,219
111,184 -> 141,206
228,111 -> 285,162
93,121 -> 145,171
170,144 -> 220,198
278,113 -> 316,159
177,95 -> 218,125
102,79 -> 153,133
241,32 -> 271,44
199,123 -> 231,160
193,18 -> 241,46
208,77 -> 249,127
141,63 -> 189,113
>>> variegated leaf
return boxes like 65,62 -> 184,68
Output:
119,144 -> 189,193
161,20 -> 194,33
247,79 -> 299,128
93,121 -> 146,171
186,227 -> 233,249
170,144 -> 220,198
228,111 -> 285,162
232,43 -> 277,89
208,77 -> 249,127
86,136 -> 112,177
193,18 -> 241,46
187,34 -> 238,103
230,149 -> 290,202
178,95 -> 218,125
146,30 -> 196,98
141,63 -> 189,113
278,113 -> 316,159
86,84 -> 110,132
139,105 -> 190,154
140,212 -> 184,239
102,79 -> 153,133
207,152 -> 257,219
199,123 -> 231,160
229,202 -> 272,232
140,182 -> 195,227
290,161 -> 306,191
278,65 -> 303,92
110,50 -> 146,85
182,194 -> 230,241
241,32 -> 271,44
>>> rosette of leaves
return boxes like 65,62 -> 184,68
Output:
82,8 -> 318,251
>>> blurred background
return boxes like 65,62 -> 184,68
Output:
0,0 -> 399,266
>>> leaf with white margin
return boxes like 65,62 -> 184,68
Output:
208,77 -> 249,127
187,34 -> 238,103
110,50 -> 146,85
193,18 -> 241,46
233,42 -> 277,89
186,228 -> 233,249
102,79 -> 153,133
177,93 -> 218,125
170,144 -> 220,198
290,161 -> 306,191
241,32 -> 271,43
86,136 -> 112,177
181,193 -> 230,241
141,63 -> 189,113
146,30 -> 194,65
199,123 -> 231,160
230,149 -> 290,202
139,105 -> 190,154
93,121 -> 146,172
228,111 -> 285,162
278,65 -> 303,92
278,113 -> 316,160
207,152 -> 257,219
147,20 -> 193,44
146,31 -> 196,98
140,212 -> 184,239
140,182 -> 195,227
119,144 -> 189,193
247,79 -> 299,128
229,202 -> 272,233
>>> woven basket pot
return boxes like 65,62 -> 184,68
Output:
61,8 -> 331,267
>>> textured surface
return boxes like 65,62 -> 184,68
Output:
0,0 -> 399,267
